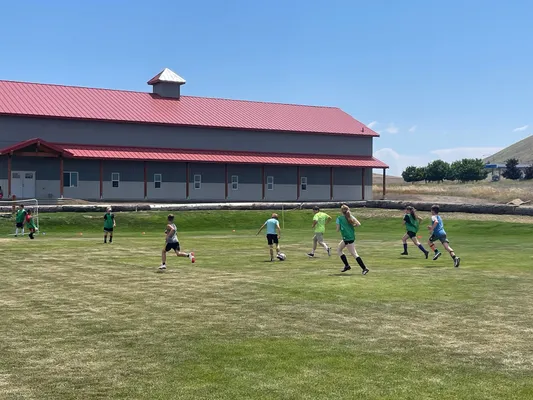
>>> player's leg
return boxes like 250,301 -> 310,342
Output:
308,235 -> 318,257
337,240 -> 351,272
401,233 -> 409,255
160,244 -> 170,269
317,233 -> 330,254
428,236 -> 441,260
175,243 -> 195,263
104,230 -> 108,244
347,242 -> 369,274
442,240 -> 460,267
109,230 -> 113,244
411,234 -> 429,258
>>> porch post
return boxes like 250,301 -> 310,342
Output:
361,168 -> 365,200
144,161 -> 147,200
261,165 -> 265,200
330,167 -> 334,201
185,162 -> 190,199
7,154 -> 12,198
296,166 -> 300,200
59,156 -> 64,198
224,163 -> 228,200
99,160 -> 103,200
382,168 -> 386,199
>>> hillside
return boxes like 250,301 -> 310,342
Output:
484,135 -> 533,164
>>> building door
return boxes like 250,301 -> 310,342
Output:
11,171 -> 36,199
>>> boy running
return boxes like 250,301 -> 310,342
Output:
427,205 -> 460,267
103,207 -> 116,243
307,206 -> 332,257
26,210 -> 37,239
256,213 -> 281,261
160,214 -> 195,270
401,206 -> 429,258
336,204 -> 369,274
15,205 -> 27,237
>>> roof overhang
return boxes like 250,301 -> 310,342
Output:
0,138 -> 74,157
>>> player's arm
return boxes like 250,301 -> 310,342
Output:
256,223 -> 266,236
113,214 -> 116,227
276,222 -> 281,238
166,224 -> 175,239
352,217 -> 361,227
336,221 -> 340,232
311,220 -> 317,228
428,217 -> 438,232
325,215 -> 332,224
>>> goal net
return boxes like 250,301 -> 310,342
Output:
0,198 -> 40,236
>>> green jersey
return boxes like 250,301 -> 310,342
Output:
26,215 -> 37,229
336,215 -> 355,242
104,213 -> 115,229
313,212 -> 330,233
16,209 -> 27,224
404,214 -> 419,233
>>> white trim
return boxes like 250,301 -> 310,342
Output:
193,174 -> 202,190
154,173 -> 162,189
300,176 -> 308,191
267,175 -> 274,191
111,172 -> 120,188
231,175 -> 238,191
63,171 -> 79,188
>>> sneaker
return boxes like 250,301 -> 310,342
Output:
327,247 -> 331,257
341,265 -> 351,272
307,253 -> 315,258
362,268 -> 369,275
433,252 -> 442,261
400,252 -> 408,256
159,264 -> 166,270
424,251 -> 429,259
189,252 -> 195,264
454,257 -> 461,268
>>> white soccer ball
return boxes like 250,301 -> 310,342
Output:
277,253 -> 286,261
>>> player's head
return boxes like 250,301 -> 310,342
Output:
431,205 -> 440,215
167,214 -> 175,222
106,207 -> 112,213
19,204 -> 25,209
340,204 -> 350,215
271,213 -> 279,220
313,206 -> 320,214
27,209 -> 32,215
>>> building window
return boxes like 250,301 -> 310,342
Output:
63,172 -> 79,188
231,175 -> 238,190
112,172 -> 120,188
267,176 -> 274,190
300,176 -> 308,191
154,174 -> 162,189
194,174 -> 201,190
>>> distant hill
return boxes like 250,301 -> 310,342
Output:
484,135 -> 533,164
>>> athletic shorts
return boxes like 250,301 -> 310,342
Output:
313,233 -> 325,243
429,234 -> 449,244
407,231 -> 417,239
104,227 -> 114,233
16,222 -> 23,228
165,242 -> 180,252
343,239 -> 355,245
267,234 -> 279,245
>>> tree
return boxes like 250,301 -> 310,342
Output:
402,166 -> 426,182
425,160 -> 450,182
502,158 -> 522,180
416,167 -> 427,183
447,163 -> 458,181
451,158 -> 488,182
524,166 -> 533,180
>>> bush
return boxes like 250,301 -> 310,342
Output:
523,166 -> 533,180
425,160 -> 450,182
402,166 -> 426,183
450,159 -> 488,182
502,158 -> 522,180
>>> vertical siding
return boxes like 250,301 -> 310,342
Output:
264,166 -> 297,201
63,159 -> 101,200
226,165 -> 262,201
188,163 -> 225,200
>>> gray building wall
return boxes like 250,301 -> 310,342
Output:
10,157 -> 61,199
63,159 -> 100,200
0,115 -> 373,157
264,166 -> 298,201
188,163 -> 225,201
226,164 -> 262,201
147,162 -> 186,201
332,167 -> 373,201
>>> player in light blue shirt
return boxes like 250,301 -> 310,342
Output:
428,205 -> 460,267
257,213 -> 282,261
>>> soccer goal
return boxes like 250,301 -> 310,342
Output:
0,198 -> 40,236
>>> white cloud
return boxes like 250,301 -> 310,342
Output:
367,121 -> 378,129
408,125 -> 417,133
513,125 -> 528,132
374,146 -> 504,177
384,123 -> 399,134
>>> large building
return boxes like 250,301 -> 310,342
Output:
0,68 -> 388,202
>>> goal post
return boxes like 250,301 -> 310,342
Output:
0,198 -> 40,236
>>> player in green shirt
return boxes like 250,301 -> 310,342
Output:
401,206 -> 429,258
336,204 -> 369,274
103,207 -> 116,244
15,204 -> 27,237
307,206 -> 332,257
26,209 -> 37,239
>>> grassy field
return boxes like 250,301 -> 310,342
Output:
1,209 -> 533,399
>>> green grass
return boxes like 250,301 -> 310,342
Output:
1,209 -> 533,399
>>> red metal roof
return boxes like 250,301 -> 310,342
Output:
0,138 -> 73,156
56,143 -> 388,168
0,80 -> 378,137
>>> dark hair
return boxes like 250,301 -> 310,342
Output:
27,209 -> 32,215
406,205 -> 417,219
167,214 -> 175,222
431,205 -> 440,214
313,206 -> 320,211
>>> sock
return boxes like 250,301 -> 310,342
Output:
434,249 -> 439,254
109,237 -> 113,243
15,228 -> 18,235
418,244 -> 427,253
340,254 -> 349,267
451,254 -> 456,259
104,235 -> 107,243
356,256 -> 367,270
403,243 -> 408,253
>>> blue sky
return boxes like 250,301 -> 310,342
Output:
0,0 -> 531,175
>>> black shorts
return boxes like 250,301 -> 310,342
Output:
429,234 -> 449,244
267,234 -> 279,245
104,227 -> 114,233
16,222 -> 23,228
343,240 -> 355,245
165,242 -> 180,252
407,231 -> 417,239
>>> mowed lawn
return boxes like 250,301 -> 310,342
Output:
1,209 -> 532,400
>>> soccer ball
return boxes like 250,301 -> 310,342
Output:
277,253 -> 286,261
